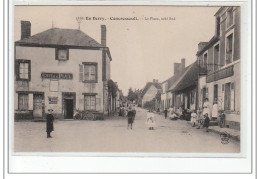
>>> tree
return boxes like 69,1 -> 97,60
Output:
127,88 -> 137,102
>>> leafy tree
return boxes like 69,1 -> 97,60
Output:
127,88 -> 137,102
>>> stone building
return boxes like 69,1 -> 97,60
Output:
196,6 -> 241,129
14,21 -> 112,120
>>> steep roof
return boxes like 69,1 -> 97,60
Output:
171,62 -> 207,92
141,82 -> 162,97
15,28 -> 103,48
167,64 -> 193,92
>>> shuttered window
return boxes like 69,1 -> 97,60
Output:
80,62 -> 98,83
18,93 -> 29,110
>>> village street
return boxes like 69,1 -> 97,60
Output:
14,107 -> 240,153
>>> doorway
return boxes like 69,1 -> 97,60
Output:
33,93 -> 43,118
65,99 -> 73,118
62,92 -> 76,119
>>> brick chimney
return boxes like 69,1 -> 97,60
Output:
181,58 -> 186,71
101,25 -> 106,46
21,21 -> 31,40
153,79 -> 158,83
174,63 -> 181,75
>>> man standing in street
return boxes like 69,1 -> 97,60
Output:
46,109 -> 54,138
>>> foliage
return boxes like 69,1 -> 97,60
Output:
127,88 -> 137,102
143,100 -> 156,110
155,91 -> 161,101
107,79 -> 118,98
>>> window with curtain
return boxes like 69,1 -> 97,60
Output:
18,93 -> 29,110
84,95 -> 96,111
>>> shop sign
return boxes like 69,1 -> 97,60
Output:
48,97 -> 58,104
41,73 -> 73,80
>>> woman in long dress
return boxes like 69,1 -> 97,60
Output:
202,98 -> 210,117
146,109 -> 156,130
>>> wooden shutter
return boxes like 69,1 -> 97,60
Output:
96,97 -> 101,111
221,84 -> 225,110
28,93 -> 33,110
230,82 -> 235,111
79,64 -> 83,82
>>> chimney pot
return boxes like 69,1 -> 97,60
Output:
181,58 -> 186,71
21,21 -> 31,40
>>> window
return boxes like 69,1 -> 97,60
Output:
18,93 -> 29,110
84,95 -> 96,111
80,62 -> 98,83
56,48 -> 69,61
203,53 -> 208,67
16,60 -> 31,81
226,8 -> 234,28
214,84 -> 218,102
226,33 -> 233,64
214,44 -> 220,71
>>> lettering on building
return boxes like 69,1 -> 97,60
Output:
41,73 -> 73,80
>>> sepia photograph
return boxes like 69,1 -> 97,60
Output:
12,5 -> 242,154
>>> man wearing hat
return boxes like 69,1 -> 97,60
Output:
46,109 -> 54,138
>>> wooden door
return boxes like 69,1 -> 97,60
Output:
33,94 -> 43,118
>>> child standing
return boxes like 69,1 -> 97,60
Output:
203,113 -> 210,132
146,109 -> 156,130
190,110 -> 197,127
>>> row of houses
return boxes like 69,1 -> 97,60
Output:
14,21 -> 123,120
141,6 -> 240,130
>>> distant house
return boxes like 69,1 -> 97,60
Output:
14,21 -> 112,120
141,79 -> 162,107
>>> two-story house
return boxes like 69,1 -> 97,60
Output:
196,6 -> 241,129
14,21 -> 112,120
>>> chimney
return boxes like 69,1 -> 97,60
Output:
153,79 -> 158,83
198,42 -> 208,51
101,25 -> 106,46
181,58 -> 186,71
21,21 -> 31,40
174,63 -> 180,75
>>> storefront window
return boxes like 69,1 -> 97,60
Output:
84,95 -> 96,111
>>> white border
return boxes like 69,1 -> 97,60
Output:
6,0 -> 253,174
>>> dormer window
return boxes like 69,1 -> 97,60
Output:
56,48 -> 69,61
226,8 -> 234,28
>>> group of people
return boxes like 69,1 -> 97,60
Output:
122,105 -> 157,131
162,98 -> 219,132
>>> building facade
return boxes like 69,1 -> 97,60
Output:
196,6 -> 241,129
14,21 -> 112,120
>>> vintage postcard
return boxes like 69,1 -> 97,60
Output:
8,0 -> 253,174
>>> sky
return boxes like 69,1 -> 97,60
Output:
14,6 -> 220,95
